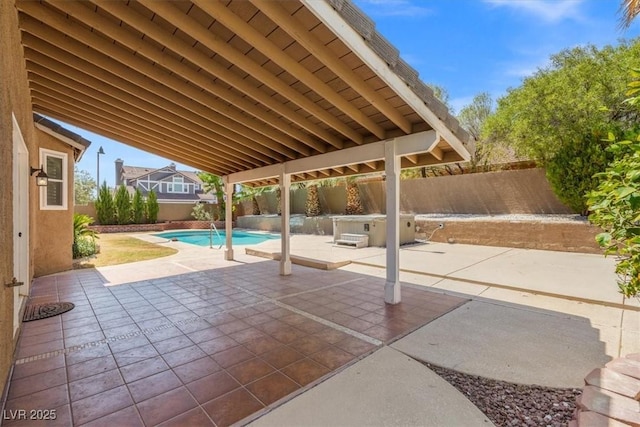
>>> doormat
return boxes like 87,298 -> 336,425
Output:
23,302 -> 75,322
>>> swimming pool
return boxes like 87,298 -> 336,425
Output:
154,230 -> 280,247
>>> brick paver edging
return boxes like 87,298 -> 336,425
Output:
570,353 -> 640,426
89,220 -> 234,233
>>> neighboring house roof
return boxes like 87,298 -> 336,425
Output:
32,113 -> 91,161
122,164 -> 203,185
124,185 -> 215,202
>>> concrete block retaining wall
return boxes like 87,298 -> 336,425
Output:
415,219 -> 601,254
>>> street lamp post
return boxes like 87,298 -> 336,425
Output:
96,146 -> 105,195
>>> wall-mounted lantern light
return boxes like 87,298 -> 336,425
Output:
30,165 -> 49,187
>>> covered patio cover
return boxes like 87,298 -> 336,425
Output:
17,0 -> 470,303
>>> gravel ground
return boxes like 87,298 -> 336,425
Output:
414,213 -> 588,223
423,362 -> 582,427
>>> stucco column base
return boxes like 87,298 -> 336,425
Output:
385,281 -> 401,304
224,248 -> 234,261
280,259 -> 292,276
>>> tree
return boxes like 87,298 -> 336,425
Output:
458,92 -> 492,142
114,185 -> 131,225
345,177 -> 363,215
235,184 -> 267,215
427,84 -> 451,111
74,167 -> 97,205
147,190 -> 159,224
457,92 -> 496,171
484,40 -> 640,162
620,0 -> 640,27
95,183 -> 115,225
199,172 -> 226,220
305,184 -> 321,217
588,131 -> 640,297
191,203 -> 213,221
131,188 -> 146,224
545,128 -> 615,215
587,69 -> 640,298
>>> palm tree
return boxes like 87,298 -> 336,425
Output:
345,177 -> 363,215
305,184 -> 321,217
620,0 -> 640,27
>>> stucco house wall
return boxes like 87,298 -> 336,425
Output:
33,130 -> 76,277
1,0 -> 39,400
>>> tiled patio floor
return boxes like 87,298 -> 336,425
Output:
5,260 -> 467,426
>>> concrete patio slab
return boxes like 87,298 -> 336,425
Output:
248,346 -> 493,427
450,248 -> 622,306
391,300 -> 612,388
353,242 -> 512,277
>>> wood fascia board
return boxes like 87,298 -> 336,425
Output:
194,0 -> 385,139
135,0 -> 359,146
226,130 -> 437,184
301,0 -> 470,162
18,6 -> 295,162
253,0 -> 411,134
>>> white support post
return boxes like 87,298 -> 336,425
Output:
279,170 -> 292,275
224,179 -> 234,261
385,139 -> 401,304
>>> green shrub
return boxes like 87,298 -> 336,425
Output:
72,214 -> 98,259
545,129 -> 614,215
147,190 -> 159,224
95,183 -> 115,225
588,131 -> 640,298
191,203 -> 212,221
114,185 -> 132,225
73,236 -> 99,259
132,188 -> 146,224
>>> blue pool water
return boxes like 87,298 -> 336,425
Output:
154,230 -> 280,247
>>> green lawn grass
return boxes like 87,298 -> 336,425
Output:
76,233 -> 178,268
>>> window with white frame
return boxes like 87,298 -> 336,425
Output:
168,176 -> 188,193
40,148 -> 68,210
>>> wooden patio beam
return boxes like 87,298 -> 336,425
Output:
28,76 -> 253,171
17,6 -> 294,163
26,59 -> 259,170
88,0 -> 344,150
253,0 -> 412,135
32,102 -> 230,175
23,31 -> 276,163
138,0 -> 362,145
195,0 -> 386,140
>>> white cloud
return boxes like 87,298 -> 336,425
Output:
355,0 -> 434,17
484,0 -> 585,23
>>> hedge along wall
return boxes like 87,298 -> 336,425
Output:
75,202 -> 222,223
241,168 -> 573,216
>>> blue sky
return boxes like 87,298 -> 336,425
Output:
70,0 -> 639,187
